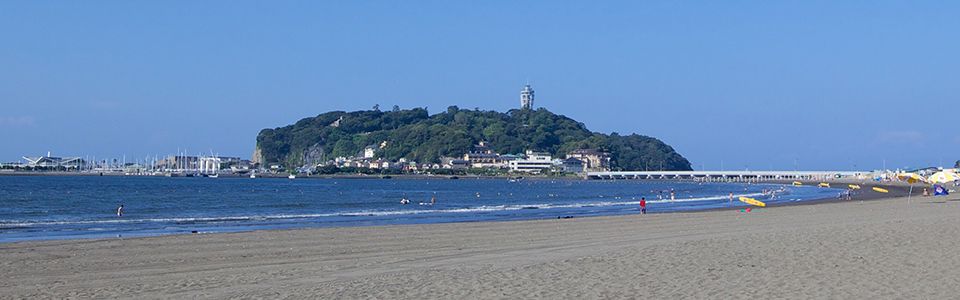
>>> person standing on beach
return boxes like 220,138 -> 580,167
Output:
117,204 -> 124,217
640,197 -> 646,214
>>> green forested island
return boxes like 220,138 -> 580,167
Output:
254,107 -> 692,171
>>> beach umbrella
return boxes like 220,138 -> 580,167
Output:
897,173 -> 926,202
897,173 -> 926,184
927,171 -> 960,184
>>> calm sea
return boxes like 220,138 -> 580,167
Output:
0,176 -> 840,242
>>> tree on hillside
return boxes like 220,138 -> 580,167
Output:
255,108 -> 692,171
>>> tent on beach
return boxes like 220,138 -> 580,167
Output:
933,184 -> 949,196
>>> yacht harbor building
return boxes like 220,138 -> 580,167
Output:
21,154 -> 85,169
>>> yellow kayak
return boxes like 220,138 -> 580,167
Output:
848,184 -> 861,190
792,181 -> 803,186
872,187 -> 889,193
739,196 -> 766,207
818,183 -> 830,188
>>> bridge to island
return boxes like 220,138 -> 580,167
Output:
586,170 -> 866,181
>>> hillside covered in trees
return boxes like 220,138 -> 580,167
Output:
254,107 -> 692,171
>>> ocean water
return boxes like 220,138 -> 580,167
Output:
0,176 -> 840,243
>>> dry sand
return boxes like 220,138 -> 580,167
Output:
2,192 -> 960,299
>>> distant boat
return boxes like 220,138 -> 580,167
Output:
250,173 -> 256,179
288,174 -> 296,179
208,173 -> 219,178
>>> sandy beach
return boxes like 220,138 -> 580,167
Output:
2,188 -> 959,299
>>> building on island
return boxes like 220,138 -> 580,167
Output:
508,150 -> 553,173
560,158 -> 585,173
464,152 -> 502,168
463,141 -> 508,168
441,157 -> 470,169
362,146 -> 377,159
566,149 -> 611,172
520,84 -> 535,109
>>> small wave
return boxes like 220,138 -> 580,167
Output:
0,191 -> 784,229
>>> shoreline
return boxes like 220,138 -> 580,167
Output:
0,179 -> 926,244
2,191 -> 959,298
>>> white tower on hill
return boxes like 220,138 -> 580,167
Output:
520,84 -> 535,110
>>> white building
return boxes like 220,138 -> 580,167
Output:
520,84 -> 535,109
509,150 -> 553,173
21,154 -> 85,169
363,146 -> 376,159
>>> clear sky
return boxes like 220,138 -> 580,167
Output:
1,1 -> 957,170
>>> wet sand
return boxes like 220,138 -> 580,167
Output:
2,187 -> 959,299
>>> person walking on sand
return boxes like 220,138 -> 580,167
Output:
640,197 -> 647,214
117,204 -> 124,217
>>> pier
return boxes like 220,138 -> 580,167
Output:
586,170 -> 866,181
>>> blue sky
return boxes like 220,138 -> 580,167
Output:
0,1 -> 957,170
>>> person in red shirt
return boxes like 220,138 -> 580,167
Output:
640,197 -> 646,214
